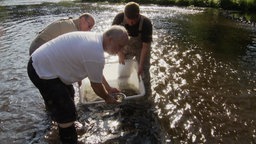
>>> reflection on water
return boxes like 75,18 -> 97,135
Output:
0,1 -> 255,143
151,8 -> 256,143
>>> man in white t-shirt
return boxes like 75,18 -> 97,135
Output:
27,25 -> 128,144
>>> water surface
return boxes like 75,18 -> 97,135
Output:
0,1 -> 255,143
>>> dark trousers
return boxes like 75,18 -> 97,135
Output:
27,58 -> 77,123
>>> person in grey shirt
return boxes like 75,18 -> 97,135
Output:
29,13 -> 95,55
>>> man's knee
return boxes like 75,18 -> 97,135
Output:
58,121 -> 74,128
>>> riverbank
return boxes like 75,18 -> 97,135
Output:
79,0 -> 256,26
81,0 -> 256,12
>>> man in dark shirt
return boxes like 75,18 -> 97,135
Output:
112,2 -> 153,81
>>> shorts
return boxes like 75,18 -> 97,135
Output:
27,58 -> 77,123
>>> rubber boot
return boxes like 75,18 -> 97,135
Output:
58,124 -> 78,144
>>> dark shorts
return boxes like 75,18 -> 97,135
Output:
27,58 -> 77,123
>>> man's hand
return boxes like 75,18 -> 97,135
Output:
91,82 -> 120,104
107,87 -> 120,94
104,95 -> 120,104
78,81 -> 82,87
137,65 -> 143,77
118,51 -> 125,65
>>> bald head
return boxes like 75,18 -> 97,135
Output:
79,13 -> 95,31
104,25 -> 128,41
103,25 -> 129,55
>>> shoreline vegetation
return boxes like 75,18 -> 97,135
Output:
80,0 -> 256,25
81,0 -> 256,12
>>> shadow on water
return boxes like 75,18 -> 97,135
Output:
0,1 -> 256,144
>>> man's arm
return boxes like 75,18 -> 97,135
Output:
90,81 -> 118,104
112,13 -> 123,25
102,75 -> 120,93
139,16 -> 152,76
138,42 -> 150,76
118,51 -> 125,64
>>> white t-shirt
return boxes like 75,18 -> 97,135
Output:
31,31 -> 105,85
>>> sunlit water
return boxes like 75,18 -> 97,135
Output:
0,1 -> 255,143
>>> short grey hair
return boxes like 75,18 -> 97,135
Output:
104,25 -> 128,41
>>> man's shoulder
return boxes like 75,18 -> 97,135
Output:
58,19 -> 75,26
44,18 -> 73,30
63,31 -> 100,38
141,15 -> 152,28
112,12 -> 124,25
116,12 -> 124,17
141,15 -> 152,23
114,12 -> 124,21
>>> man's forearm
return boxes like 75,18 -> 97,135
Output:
90,82 -> 109,100
102,76 -> 111,92
139,43 -> 150,68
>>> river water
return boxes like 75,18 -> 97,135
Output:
0,1 -> 255,144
